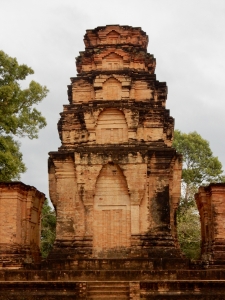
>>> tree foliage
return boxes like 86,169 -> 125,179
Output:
0,135 -> 26,181
176,205 -> 201,260
41,199 -> 56,258
173,130 -> 224,205
0,50 -> 48,181
173,130 -> 225,259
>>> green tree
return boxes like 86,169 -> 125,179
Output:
176,205 -> 201,259
0,50 -> 48,181
173,130 -> 224,206
0,135 -> 26,181
41,199 -> 56,258
173,130 -> 225,259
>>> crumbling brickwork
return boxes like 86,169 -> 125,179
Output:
0,182 -> 45,267
195,183 -> 225,262
48,25 -> 182,259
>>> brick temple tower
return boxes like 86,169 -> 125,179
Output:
48,25 -> 182,260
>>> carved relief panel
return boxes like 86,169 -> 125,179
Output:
94,75 -> 131,100
96,109 -> 128,144
102,77 -> 122,100
106,30 -> 121,44
102,53 -> 123,70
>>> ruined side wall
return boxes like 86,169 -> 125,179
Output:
0,182 -> 45,267
195,183 -> 225,261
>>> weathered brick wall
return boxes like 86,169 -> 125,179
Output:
0,182 -> 45,267
196,183 -> 225,261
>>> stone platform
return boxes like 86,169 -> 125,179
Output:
1,259 -> 225,299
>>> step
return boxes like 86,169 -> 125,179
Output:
87,297 -> 128,300
87,282 -> 130,299
45,258 -> 190,271
2,269 -> 225,281
87,294 -> 129,298
87,293 -> 129,299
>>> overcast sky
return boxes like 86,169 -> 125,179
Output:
1,0 -> 225,200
